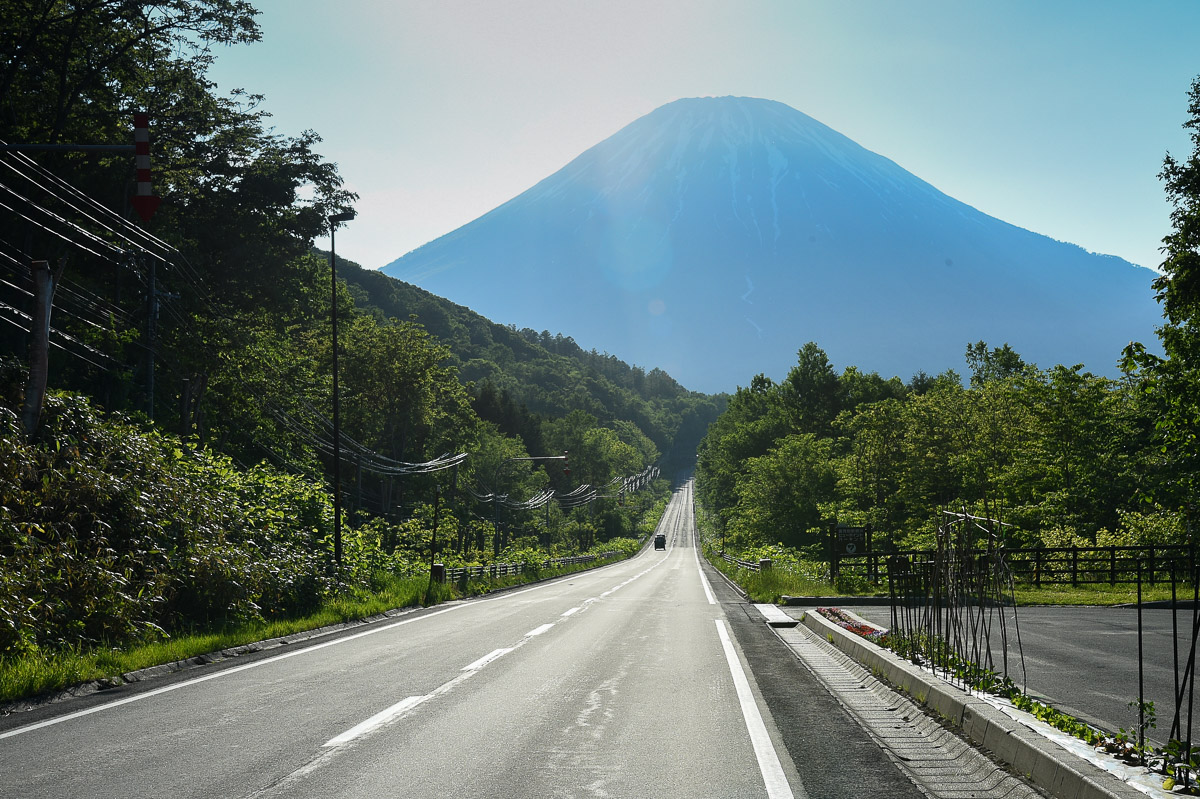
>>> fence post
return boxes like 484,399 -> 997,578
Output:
867,527 -> 877,584
1071,546 -> 1079,587
1110,546 -> 1117,586
1035,548 -> 1042,588
1149,546 -> 1157,587
830,523 -> 839,581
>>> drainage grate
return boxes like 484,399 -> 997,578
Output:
772,622 -> 1050,799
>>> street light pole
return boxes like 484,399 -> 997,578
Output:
328,210 -> 355,572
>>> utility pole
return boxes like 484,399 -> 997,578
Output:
21,258 -> 66,437
327,210 -> 355,574
145,255 -> 155,419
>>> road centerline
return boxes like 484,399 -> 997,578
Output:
324,695 -> 425,747
462,647 -> 513,672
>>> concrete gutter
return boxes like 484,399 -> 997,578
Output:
794,606 -> 1147,799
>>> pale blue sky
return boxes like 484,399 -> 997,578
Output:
207,1 -> 1200,274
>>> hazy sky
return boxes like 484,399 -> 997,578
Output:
207,1 -> 1200,274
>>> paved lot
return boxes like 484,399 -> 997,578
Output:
844,603 -> 1196,743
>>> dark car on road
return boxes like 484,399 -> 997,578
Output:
654,534 -> 666,550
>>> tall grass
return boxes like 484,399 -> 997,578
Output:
0,547 -> 647,704
0,573 -> 445,703
708,555 -> 839,602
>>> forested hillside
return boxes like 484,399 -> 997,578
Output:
0,0 -> 715,665
337,255 -> 722,478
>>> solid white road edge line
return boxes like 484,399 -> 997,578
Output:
715,619 -> 799,799
694,529 -> 717,605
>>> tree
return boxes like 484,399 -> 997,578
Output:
780,342 -> 841,436
729,433 -> 836,550
1124,74 -> 1200,516
695,374 -> 789,515
965,341 -> 1028,387
836,398 -> 907,542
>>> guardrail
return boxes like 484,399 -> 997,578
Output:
439,550 -> 623,583
720,553 -> 772,573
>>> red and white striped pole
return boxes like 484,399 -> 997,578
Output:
131,112 -> 160,222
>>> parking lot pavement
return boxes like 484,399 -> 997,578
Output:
842,603 -> 1188,741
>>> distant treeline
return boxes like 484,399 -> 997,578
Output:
696,341 -> 1183,556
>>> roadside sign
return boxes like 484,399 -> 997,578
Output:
836,525 -> 868,556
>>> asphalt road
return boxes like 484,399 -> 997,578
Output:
846,602 -> 1197,743
0,481 -> 935,799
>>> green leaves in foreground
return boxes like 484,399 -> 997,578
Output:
0,390 -> 340,659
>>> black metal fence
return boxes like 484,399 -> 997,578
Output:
837,544 -> 1194,587
884,523 -> 1200,786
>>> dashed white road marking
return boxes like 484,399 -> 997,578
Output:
462,648 -> 513,672
324,696 -> 425,747
525,624 -> 554,637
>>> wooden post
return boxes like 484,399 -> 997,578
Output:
21,258 -> 66,437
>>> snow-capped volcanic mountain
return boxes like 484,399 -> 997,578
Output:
382,96 -> 1160,392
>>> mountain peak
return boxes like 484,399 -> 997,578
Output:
384,98 -> 1157,393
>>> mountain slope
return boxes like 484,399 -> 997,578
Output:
334,254 -> 724,475
383,96 -> 1160,392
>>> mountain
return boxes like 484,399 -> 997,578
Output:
382,96 -> 1161,393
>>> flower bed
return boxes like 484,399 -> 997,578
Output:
815,606 -> 889,645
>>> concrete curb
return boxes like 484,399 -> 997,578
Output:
781,594 -> 893,606
796,608 -> 1146,799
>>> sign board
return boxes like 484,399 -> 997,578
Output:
836,525 -> 868,556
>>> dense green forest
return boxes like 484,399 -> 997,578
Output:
697,76 -> 1200,562
0,1 -> 718,661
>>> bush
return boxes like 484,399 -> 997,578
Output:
0,389 -> 343,656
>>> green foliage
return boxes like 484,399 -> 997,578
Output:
729,433 -> 835,549
697,339 -> 1169,557
1122,74 -> 1200,521
0,388 -> 338,657
336,259 -> 721,479
965,341 -> 1028,387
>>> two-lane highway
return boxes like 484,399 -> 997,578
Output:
1,482 -> 800,798
4,481 -> 987,798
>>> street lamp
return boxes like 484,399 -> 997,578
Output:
328,210 -> 355,571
